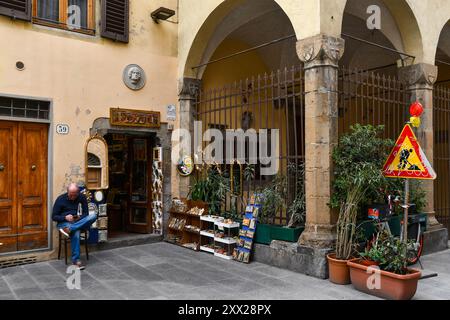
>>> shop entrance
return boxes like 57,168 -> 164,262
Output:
0,120 -> 48,254
104,133 -> 154,236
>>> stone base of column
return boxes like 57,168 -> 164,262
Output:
298,223 -> 336,249
423,228 -> 449,255
253,240 -> 332,279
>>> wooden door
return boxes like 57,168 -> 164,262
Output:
0,122 -> 18,253
0,121 -> 48,253
126,137 -> 153,234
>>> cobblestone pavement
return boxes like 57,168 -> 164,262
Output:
0,242 -> 448,300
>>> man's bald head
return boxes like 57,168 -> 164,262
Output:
67,183 -> 80,200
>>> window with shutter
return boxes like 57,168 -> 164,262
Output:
31,0 -> 95,35
0,0 -> 32,21
101,0 -> 129,43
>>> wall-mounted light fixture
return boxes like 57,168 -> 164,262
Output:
151,7 -> 176,24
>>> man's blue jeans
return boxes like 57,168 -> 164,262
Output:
57,214 -> 97,264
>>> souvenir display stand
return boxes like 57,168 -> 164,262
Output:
167,199 -> 208,251
233,195 -> 260,263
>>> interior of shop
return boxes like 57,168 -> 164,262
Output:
104,132 -> 156,238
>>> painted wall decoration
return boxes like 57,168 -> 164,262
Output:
152,147 -> 163,234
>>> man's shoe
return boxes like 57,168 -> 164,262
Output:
73,261 -> 86,271
59,227 -> 70,238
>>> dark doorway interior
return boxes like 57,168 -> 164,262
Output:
104,132 -> 155,237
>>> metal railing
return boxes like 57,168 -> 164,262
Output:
434,85 -> 450,232
194,65 -> 306,225
338,66 -> 408,140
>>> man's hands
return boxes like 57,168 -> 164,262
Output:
65,214 -> 74,222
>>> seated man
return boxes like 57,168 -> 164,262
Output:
52,183 -> 97,270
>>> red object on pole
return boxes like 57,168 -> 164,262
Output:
409,102 -> 424,117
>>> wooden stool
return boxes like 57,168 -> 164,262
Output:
58,230 -> 89,265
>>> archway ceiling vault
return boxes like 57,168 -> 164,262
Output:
197,0 -> 297,77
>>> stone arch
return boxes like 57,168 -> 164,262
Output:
181,0 -> 302,79
338,0 -> 424,63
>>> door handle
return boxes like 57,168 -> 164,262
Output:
31,164 -> 37,171
0,164 -> 4,171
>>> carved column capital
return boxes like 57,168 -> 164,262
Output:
398,63 -> 438,89
296,34 -> 345,69
178,77 -> 201,99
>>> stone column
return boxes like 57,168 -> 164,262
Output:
177,77 -> 201,198
398,63 -> 442,230
296,34 -> 345,249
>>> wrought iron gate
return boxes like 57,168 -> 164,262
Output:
338,67 -> 408,139
434,85 -> 450,232
194,65 -> 305,225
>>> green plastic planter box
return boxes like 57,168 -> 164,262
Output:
255,223 -> 305,244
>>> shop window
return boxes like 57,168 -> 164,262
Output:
85,136 -> 109,190
32,0 -> 95,35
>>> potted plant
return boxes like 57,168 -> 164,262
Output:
348,230 -> 421,300
255,173 -> 287,244
328,125 -> 390,284
254,163 -> 306,244
189,166 -> 230,215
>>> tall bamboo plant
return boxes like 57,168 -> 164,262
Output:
332,125 -> 391,260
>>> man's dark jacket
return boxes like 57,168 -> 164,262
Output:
52,193 -> 89,223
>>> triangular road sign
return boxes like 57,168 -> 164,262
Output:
382,124 -> 436,180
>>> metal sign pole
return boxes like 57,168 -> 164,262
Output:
403,178 -> 409,243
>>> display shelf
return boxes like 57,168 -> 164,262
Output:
214,237 -> 237,244
167,199 -> 207,252
200,215 -> 222,223
216,221 -> 240,228
200,246 -> 215,254
214,252 -> 234,260
200,230 -> 214,238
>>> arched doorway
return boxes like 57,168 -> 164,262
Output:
182,0 -> 304,226
338,0 -> 422,140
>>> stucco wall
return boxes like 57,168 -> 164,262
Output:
0,0 -> 178,199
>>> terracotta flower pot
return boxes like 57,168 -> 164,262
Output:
359,259 -> 379,267
347,259 -> 421,300
327,253 -> 354,285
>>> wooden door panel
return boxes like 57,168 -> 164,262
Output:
17,123 -> 48,249
0,122 -> 17,242
127,137 -> 152,234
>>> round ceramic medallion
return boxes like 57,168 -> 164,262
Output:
177,155 -> 194,176
94,190 -> 104,202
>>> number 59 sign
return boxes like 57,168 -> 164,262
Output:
56,124 -> 70,135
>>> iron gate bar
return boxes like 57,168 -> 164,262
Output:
341,33 -> 416,61
191,34 -> 297,70
436,59 -> 450,67
434,85 -> 450,232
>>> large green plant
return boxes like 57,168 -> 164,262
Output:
332,125 -> 392,260
287,163 -> 306,228
189,167 -> 230,215
332,124 -> 427,260
258,174 -> 287,225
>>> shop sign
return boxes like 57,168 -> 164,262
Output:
167,104 -> 176,121
382,124 -> 436,180
56,124 -> 70,135
110,108 -> 160,128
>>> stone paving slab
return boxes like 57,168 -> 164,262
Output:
0,241 -> 448,300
